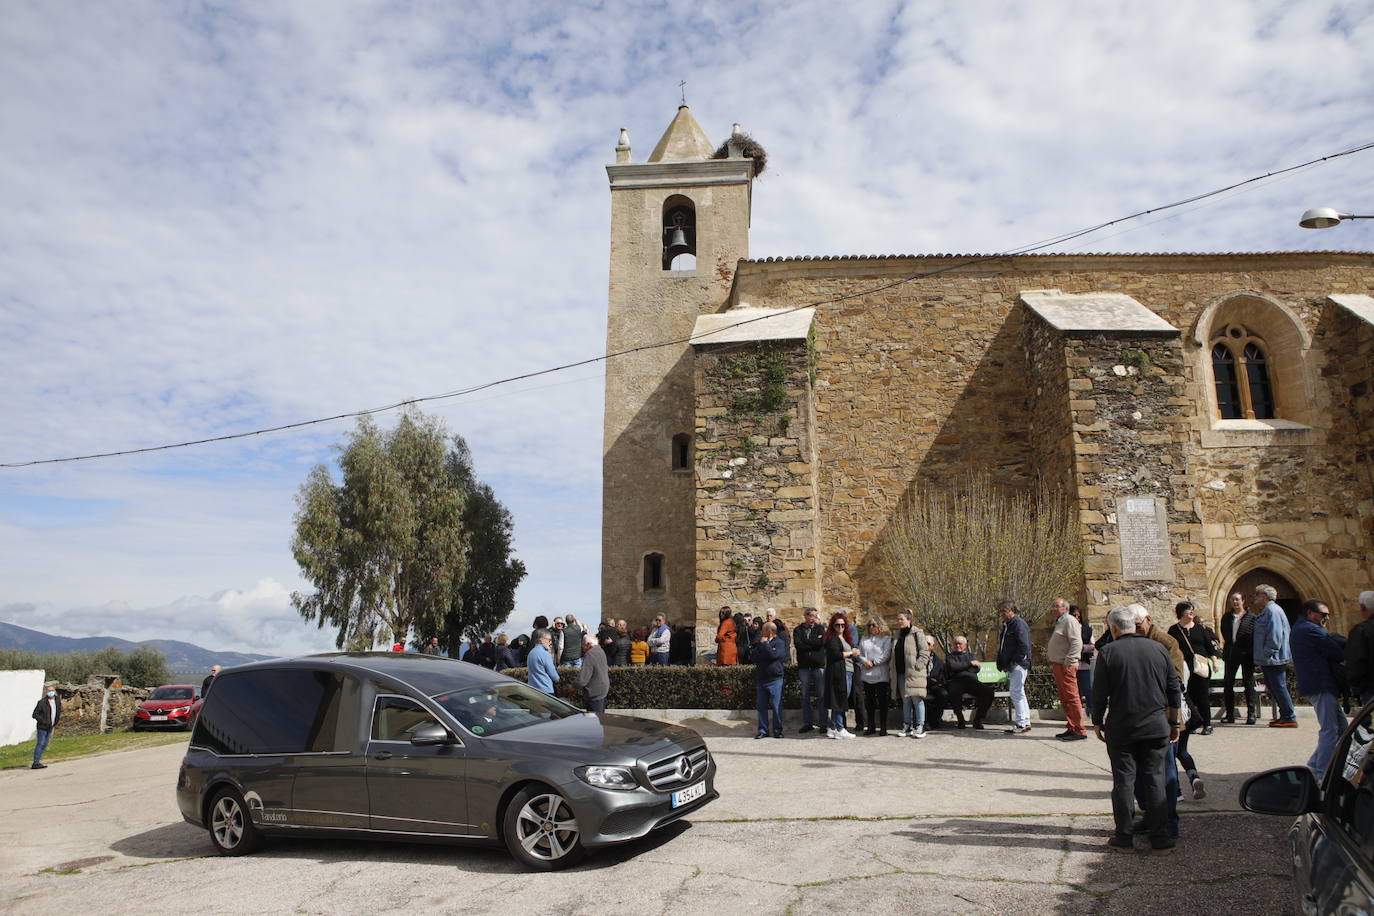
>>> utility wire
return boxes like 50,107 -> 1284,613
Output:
5,138 -> 1374,470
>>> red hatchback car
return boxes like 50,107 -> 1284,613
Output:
133,685 -> 201,730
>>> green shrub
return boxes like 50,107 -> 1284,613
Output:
503,665 -> 803,710
498,665 -> 1234,712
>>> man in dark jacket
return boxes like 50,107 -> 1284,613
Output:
669,625 -> 694,665
1093,604 -> 1183,853
945,635 -> 995,729
996,601 -> 1033,734
1346,591 -> 1374,705
1293,599 -> 1346,778
31,683 -> 62,769
1219,591 -> 1259,724
576,633 -> 610,714
753,623 -> 788,739
795,608 -> 827,734
596,619 -> 618,662
765,608 -> 791,659
561,615 -> 586,669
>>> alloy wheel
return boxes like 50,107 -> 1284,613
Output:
514,793 -> 579,861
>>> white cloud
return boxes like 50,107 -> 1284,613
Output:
2,0 -> 1373,652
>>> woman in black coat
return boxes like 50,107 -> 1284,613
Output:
824,611 -> 861,738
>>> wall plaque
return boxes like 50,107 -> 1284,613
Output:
1117,496 -> 1173,581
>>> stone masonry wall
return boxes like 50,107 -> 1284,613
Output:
602,168 -> 752,631
1062,332 -> 1200,623
1025,308 -> 1082,600
693,339 -> 819,636
725,253 -> 1374,629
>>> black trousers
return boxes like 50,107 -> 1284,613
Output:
947,679 -> 994,723
1186,675 -> 1212,729
925,685 -> 949,726
1108,736 -> 1169,840
1222,653 -> 1258,718
862,682 -> 891,733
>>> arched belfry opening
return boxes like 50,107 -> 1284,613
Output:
662,195 -> 696,270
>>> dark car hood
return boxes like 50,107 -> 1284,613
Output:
481,713 -> 700,762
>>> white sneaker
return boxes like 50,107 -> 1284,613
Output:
1192,778 -> 1206,800
899,725 -> 911,737
836,728 -> 855,739
826,729 -> 840,739
912,726 -> 927,739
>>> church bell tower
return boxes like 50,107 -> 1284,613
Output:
602,107 -> 755,633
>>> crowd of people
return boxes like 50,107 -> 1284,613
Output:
400,581 -> 1361,856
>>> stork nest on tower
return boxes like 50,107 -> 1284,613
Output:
713,132 -> 767,177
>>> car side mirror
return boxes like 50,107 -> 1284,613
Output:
1240,766 -> 1320,816
409,722 -> 456,746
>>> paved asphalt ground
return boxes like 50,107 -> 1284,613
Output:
1,713 -> 1313,915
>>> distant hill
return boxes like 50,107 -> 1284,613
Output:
0,620 -> 273,672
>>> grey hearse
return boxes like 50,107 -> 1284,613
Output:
176,652 -> 717,869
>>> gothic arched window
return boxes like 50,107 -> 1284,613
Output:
1212,344 -> 1241,419
1210,324 -> 1277,420
1243,343 -> 1275,419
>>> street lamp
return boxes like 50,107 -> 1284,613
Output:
1299,207 -> 1374,229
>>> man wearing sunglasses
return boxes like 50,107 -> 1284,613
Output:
1291,599 -> 1346,778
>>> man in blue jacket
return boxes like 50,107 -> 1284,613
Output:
996,601 -> 1033,735
1252,584 -> 1298,726
753,622 -> 788,739
526,629 -> 560,695
1292,599 -> 1346,776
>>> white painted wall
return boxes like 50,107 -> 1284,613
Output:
0,670 -> 45,747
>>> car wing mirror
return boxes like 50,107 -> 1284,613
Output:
409,722 -> 457,746
1240,766 -> 1320,816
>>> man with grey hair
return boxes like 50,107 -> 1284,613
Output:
1093,605 -> 1183,853
1347,591 -> 1374,705
576,631 -> 609,713
1252,585 -> 1298,726
1047,597 -> 1087,741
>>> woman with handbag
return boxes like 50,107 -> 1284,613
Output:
1169,601 -> 1219,735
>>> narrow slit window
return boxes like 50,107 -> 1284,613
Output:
642,553 -> 665,592
671,433 -> 691,470
1212,344 -> 1242,420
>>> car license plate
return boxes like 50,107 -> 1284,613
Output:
672,781 -> 705,808
150,715 -> 167,721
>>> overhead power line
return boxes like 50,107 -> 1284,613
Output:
5,138 -> 1374,470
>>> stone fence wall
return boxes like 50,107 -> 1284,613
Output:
52,682 -> 153,736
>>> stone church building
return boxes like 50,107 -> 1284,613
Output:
602,106 -> 1374,649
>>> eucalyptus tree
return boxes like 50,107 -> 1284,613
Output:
292,411 -> 469,650
440,439 -> 527,656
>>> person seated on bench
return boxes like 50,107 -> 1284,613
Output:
925,634 -> 951,729
945,635 -> 995,729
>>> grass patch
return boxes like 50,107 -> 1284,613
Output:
2,729 -> 187,770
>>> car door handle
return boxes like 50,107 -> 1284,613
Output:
373,751 -> 393,760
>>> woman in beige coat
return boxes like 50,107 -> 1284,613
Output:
889,611 -> 931,738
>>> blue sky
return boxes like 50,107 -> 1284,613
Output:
2,0 -> 1373,654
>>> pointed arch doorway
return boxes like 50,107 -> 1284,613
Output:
1227,567 -> 1301,625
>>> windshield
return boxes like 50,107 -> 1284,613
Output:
150,687 -> 195,700
430,682 -> 580,737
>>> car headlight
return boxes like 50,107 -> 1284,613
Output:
576,765 -> 638,790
